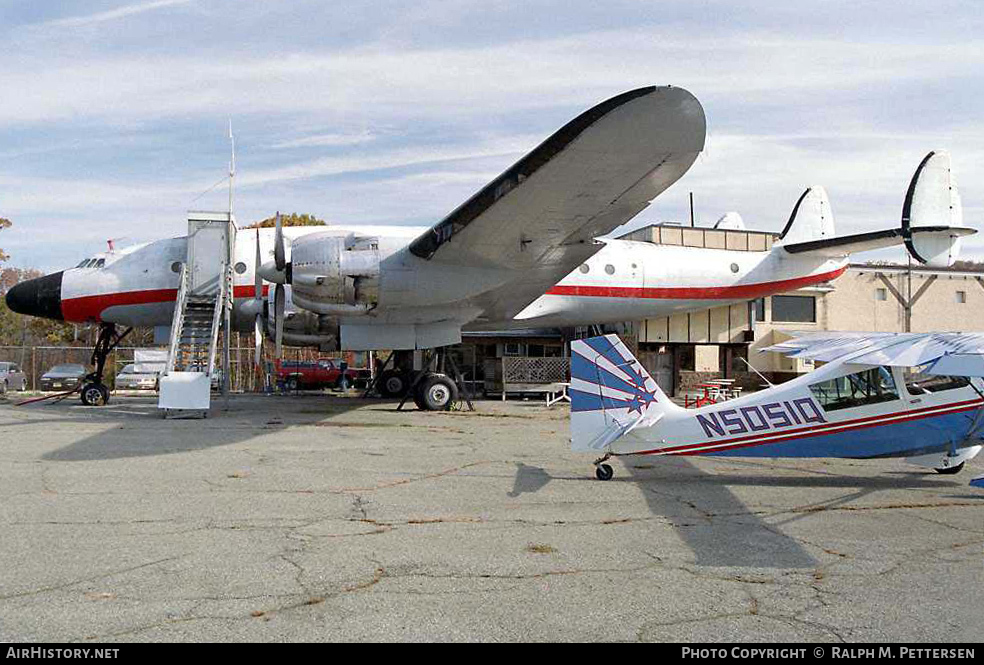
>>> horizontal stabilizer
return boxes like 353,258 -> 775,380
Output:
782,226 -> 974,258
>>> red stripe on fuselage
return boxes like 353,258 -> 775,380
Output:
545,265 -> 848,300
61,285 -> 267,322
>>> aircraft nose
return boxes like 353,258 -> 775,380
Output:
4,271 -> 64,321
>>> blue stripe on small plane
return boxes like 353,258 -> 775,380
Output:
971,475 -> 984,489
583,337 -> 649,388
570,388 -> 638,413
570,354 -> 646,398
704,409 -> 976,459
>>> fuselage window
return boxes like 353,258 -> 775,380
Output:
579,264 -> 590,274
809,367 -> 899,412
904,368 -> 971,395
605,264 -> 615,275
235,262 -> 247,274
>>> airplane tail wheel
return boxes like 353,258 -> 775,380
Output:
380,370 -> 408,397
935,461 -> 965,475
81,383 -> 109,407
419,374 -> 458,411
595,464 -> 614,481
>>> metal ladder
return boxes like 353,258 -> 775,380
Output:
159,212 -> 235,416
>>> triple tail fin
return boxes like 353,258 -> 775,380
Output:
570,334 -> 680,452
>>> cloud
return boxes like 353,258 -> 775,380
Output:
2,2 -> 983,271
38,0 -> 195,28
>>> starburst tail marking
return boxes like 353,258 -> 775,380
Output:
570,334 -> 677,452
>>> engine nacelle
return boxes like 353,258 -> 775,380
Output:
289,233 -> 380,315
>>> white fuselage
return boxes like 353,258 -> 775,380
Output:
55,225 -> 846,345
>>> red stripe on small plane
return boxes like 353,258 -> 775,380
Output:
630,399 -> 984,457
545,265 -> 848,300
61,285 -> 268,322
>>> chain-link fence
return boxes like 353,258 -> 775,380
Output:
0,342 -> 369,392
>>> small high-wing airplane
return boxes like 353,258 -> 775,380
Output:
571,333 -> 984,486
3,84 -> 974,409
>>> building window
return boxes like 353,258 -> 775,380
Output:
875,288 -> 887,301
751,297 -> 766,322
956,290 -> 967,303
809,367 -> 899,412
771,295 -> 815,323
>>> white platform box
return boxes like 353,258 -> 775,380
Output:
158,372 -> 211,416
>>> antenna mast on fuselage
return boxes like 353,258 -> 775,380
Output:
228,119 -> 236,222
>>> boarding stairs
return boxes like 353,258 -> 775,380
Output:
158,212 -> 235,417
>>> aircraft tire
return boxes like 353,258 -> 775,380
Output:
935,461 -> 965,475
596,464 -> 614,481
380,370 -> 409,397
418,374 -> 458,411
81,383 -> 110,407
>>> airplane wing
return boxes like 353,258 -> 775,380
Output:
406,86 -> 706,322
763,331 -> 984,375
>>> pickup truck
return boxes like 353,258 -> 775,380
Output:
274,358 -> 363,391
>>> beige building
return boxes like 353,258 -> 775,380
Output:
637,262 -> 984,396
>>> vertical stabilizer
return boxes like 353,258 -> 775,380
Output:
570,334 -> 681,452
902,150 -> 964,267
777,186 -> 834,245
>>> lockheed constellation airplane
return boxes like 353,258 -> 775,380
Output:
4,86 -> 973,409
570,332 -> 984,486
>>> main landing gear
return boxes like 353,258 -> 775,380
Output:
594,453 -> 614,481
365,348 -> 473,411
80,323 -> 132,407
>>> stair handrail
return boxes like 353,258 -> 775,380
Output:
165,263 -> 190,374
206,261 -> 229,378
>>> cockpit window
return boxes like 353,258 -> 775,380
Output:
95,258 -> 105,268
809,367 -> 899,412
904,367 -> 971,395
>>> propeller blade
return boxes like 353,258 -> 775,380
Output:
274,283 -> 285,359
254,314 -> 264,369
254,228 -> 262,300
273,211 -> 285,272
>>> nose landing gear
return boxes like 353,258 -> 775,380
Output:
79,323 -> 132,407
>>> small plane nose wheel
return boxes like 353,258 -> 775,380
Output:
593,453 -> 614,481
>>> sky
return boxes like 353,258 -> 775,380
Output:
1,0 -> 983,271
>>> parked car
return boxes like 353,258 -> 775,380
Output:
274,358 -> 363,391
114,364 -> 160,391
39,363 -> 88,392
0,362 -> 28,392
